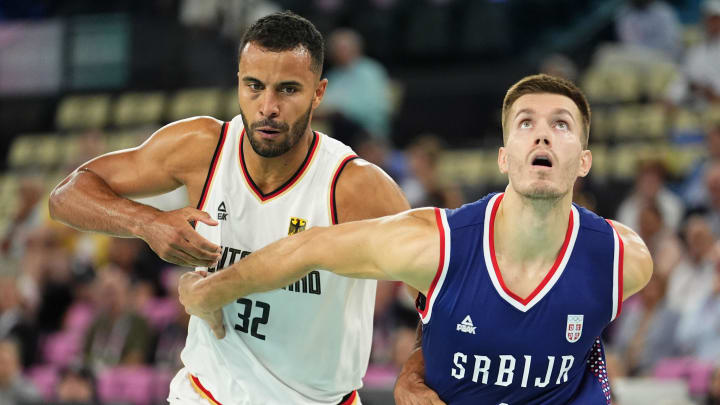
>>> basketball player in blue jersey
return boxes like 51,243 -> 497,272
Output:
179,74 -> 653,404
49,12 -> 410,405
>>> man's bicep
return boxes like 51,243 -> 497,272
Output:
78,118 -> 221,198
371,210 -> 441,295
79,146 -> 179,198
316,210 -> 440,294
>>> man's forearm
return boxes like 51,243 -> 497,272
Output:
186,227 -> 321,312
49,169 -> 159,238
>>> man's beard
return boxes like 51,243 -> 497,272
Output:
240,103 -> 313,158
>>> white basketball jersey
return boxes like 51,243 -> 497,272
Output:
179,115 -> 376,405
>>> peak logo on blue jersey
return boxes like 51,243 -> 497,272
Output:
566,314 -> 584,343
217,201 -> 228,221
457,315 -> 476,334
288,217 -> 307,235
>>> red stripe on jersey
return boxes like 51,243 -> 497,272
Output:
419,207 -> 446,320
196,122 -> 229,212
489,194 -> 574,306
330,155 -> 359,225
189,374 -> 223,405
239,130 -> 319,202
606,220 -> 624,317
338,390 -> 357,405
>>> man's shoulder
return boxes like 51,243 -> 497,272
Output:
161,116 -> 225,146
333,158 -> 410,223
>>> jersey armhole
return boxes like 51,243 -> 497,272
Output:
606,219 -> 624,321
417,207 -> 451,324
195,122 -> 229,211
329,155 -> 359,225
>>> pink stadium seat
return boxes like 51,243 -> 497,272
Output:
98,366 -> 155,405
64,302 -> 95,332
43,330 -> 83,367
653,357 -> 715,396
363,364 -> 398,388
141,298 -> 179,331
26,365 -> 59,400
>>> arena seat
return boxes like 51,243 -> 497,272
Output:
113,92 -> 166,127
98,366 -> 155,405
25,365 -> 59,400
613,377 -> 692,405
166,88 -> 222,122
56,94 -> 111,130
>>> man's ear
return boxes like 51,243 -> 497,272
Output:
313,78 -> 328,109
498,147 -> 508,174
577,149 -> 592,177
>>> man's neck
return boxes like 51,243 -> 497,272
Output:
494,186 -> 573,268
242,129 -> 314,194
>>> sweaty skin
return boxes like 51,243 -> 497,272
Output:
50,42 -> 410,339
176,93 -> 653,404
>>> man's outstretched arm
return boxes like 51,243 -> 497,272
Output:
179,208 -> 441,313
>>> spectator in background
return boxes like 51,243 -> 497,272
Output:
617,159 -> 684,233
319,28 -> 392,139
675,260 -> 720,362
0,177 -> 44,260
55,366 -> 98,405
83,267 -> 151,373
400,135 -> 463,208
667,0 -> 720,105
0,338 -> 41,405
666,216 -> 717,314
0,277 -> 37,367
682,124 -> 720,209
703,161 -> 720,236
634,200 -> 684,276
610,274 -> 680,376
540,53 -> 578,83
615,0 -> 682,61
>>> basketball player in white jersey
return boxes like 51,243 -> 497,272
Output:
49,11 -> 409,405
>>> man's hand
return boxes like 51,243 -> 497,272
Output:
394,349 -> 445,405
139,207 -> 222,268
178,271 -> 226,339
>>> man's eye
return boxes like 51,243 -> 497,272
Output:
248,83 -> 263,91
555,121 -> 568,130
520,120 -> 532,129
281,87 -> 297,95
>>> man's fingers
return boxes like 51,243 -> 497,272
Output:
179,235 -> 221,262
185,208 -> 219,227
209,310 -> 225,339
167,250 -> 201,268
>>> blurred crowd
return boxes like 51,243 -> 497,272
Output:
3,0 -> 720,404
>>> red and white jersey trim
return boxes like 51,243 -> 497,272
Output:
419,208 -> 451,324
483,193 -> 580,312
607,220 -> 624,321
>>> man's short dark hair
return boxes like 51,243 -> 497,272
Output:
239,11 -> 324,75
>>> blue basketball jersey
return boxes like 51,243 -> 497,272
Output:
418,193 -> 624,405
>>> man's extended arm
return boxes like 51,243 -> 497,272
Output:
179,208 -> 441,313
49,117 -> 223,267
